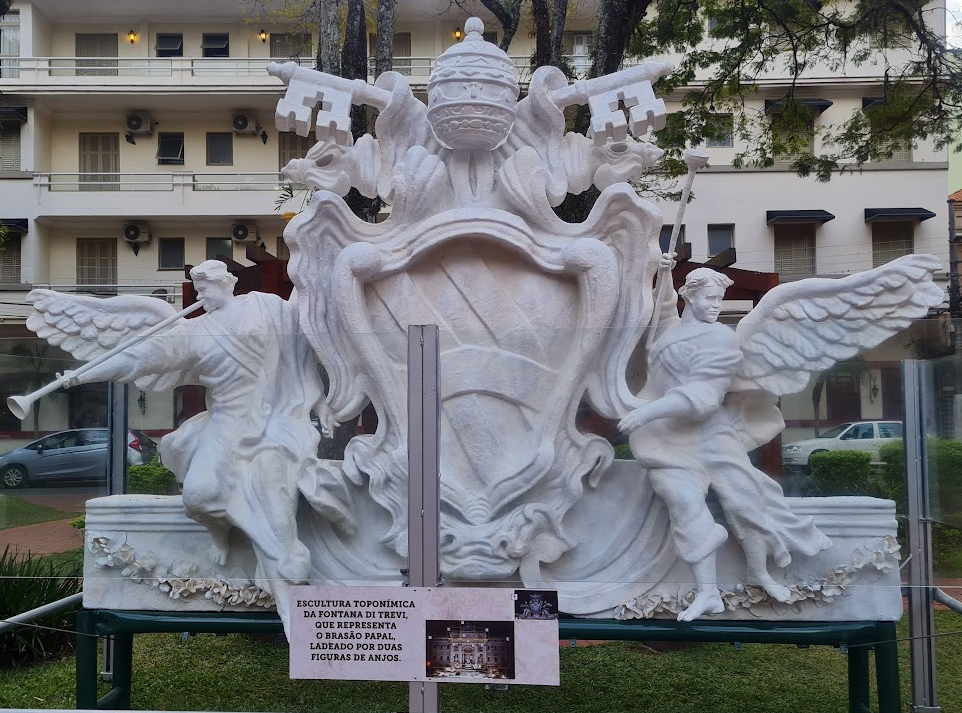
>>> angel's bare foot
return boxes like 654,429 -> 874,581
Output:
678,591 -> 724,622
209,541 -> 229,566
760,579 -> 792,603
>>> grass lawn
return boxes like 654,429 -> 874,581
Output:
0,495 -> 76,531
0,612 -> 960,712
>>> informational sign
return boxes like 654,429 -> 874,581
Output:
289,586 -> 559,685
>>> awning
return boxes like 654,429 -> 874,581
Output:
0,106 -> 27,124
766,210 -> 835,225
864,208 -> 936,222
764,98 -> 834,115
0,219 -> 28,232
155,35 -> 183,52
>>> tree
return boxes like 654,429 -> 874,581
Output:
8,342 -> 53,436
473,0 -> 958,183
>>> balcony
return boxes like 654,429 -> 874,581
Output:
31,172 -> 290,217
0,54 -> 596,91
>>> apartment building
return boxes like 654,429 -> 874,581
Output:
0,0 -> 949,445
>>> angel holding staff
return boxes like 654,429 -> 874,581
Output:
20,260 -> 356,635
619,252 -> 944,621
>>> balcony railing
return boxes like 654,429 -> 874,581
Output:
0,55 -> 604,84
34,172 -> 288,192
31,284 -> 185,302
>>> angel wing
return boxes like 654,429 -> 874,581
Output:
734,253 -> 944,396
25,289 -> 178,363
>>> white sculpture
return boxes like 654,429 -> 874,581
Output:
14,18 -> 946,635
619,256 -> 943,620
25,261 -> 356,633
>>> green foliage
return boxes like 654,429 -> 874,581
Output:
127,455 -> 178,495
69,515 -> 85,531
0,546 -> 80,669
806,450 -> 876,496
613,444 -> 634,460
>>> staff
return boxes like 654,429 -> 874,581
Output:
7,300 -> 204,420
646,149 -> 710,349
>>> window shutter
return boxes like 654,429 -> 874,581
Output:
0,127 -> 20,171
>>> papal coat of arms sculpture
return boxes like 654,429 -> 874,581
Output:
14,19 -> 943,638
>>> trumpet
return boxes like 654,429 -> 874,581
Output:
7,301 -> 204,420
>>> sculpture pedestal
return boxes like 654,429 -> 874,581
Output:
83,466 -> 902,623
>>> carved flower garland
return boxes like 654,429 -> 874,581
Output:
86,532 -> 274,608
616,536 -> 901,619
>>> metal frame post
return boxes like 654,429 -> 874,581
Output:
407,325 -> 441,713
104,381 -> 129,681
903,360 -> 940,712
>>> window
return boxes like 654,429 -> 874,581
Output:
158,238 -> 185,270
206,237 -> 232,261
0,125 -> 20,171
79,133 -> 119,191
368,32 -> 411,75
878,422 -> 903,439
705,114 -> 733,148
206,133 -> 233,165
826,370 -> 861,421
279,132 -> 312,168
76,238 -> 117,292
482,32 -> 498,45
774,223 -> 816,277
157,132 -> 185,165
201,33 -> 230,58
155,33 -> 183,58
276,236 -> 290,260
771,111 -> 814,162
872,221 -> 913,267
76,33 -> 118,76
0,10 -> 20,78
0,232 -> 21,283
566,32 -> 594,75
870,17 -> 912,49
863,100 -> 912,162
270,33 -> 311,60
659,224 -> 684,253
707,224 -> 734,258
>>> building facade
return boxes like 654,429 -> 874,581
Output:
0,0 -> 949,446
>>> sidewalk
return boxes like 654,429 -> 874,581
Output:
0,492 -> 87,555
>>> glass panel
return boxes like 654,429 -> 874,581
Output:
206,132 -> 233,165
158,238 -> 185,270
201,33 -> 230,57
707,224 -> 733,257
205,237 -> 232,261
155,33 -> 183,57
157,133 -> 185,165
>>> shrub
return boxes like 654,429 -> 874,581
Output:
128,455 -> 178,495
806,450 -> 876,496
613,444 -> 633,460
0,545 -> 81,669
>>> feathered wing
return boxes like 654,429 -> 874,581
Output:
25,289 -> 178,362
734,253 -> 944,396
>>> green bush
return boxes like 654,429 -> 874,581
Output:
613,444 -> 633,460
806,450 -> 876,496
128,455 -> 178,495
0,545 -> 81,669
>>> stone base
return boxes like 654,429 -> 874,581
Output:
83,477 -> 902,622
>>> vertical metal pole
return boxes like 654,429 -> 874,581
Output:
407,324 -> 441,713
903,360 -> 940,712
103,381 -> 129,680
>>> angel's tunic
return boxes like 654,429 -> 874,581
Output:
105,292 -> 353,579
630,320 -> 830,568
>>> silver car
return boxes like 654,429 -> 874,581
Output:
0,428 -> 158,488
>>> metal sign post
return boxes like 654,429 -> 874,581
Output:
407,325 -> 441,713
903,360 -> 940,712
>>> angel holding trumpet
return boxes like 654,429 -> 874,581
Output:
619,252 -> 944,621
16,260 -> 356,634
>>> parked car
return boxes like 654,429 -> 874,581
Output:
781,420 -> 903,473
0,428 -> 158,488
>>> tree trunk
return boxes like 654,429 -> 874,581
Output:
316,0 -> 341,75
812,376 -> 825,437
475,0 -> 521,52
374,0 -> 396,80
549,0 -> 567,68
531,0 -> 552,69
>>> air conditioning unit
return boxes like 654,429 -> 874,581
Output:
123,221 -> 152,245
124,112 -> 154,135
231,222 -> 258,243
231,113 -> 257,134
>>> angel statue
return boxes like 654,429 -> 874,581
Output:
618,254 -> 944,621
23,261 -> 356,636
